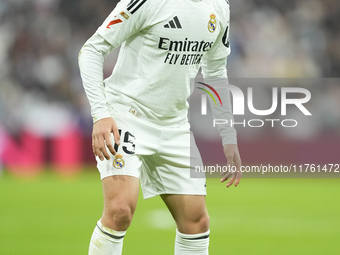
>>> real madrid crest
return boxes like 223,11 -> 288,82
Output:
208,13 -> 217,33
113,154 -> 125,169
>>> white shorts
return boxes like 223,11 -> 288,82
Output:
96,103 -> 206,199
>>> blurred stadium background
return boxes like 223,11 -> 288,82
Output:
0,0 -> 339,254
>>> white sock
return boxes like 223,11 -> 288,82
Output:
89,220 -> 126,255
174,229 -> 210,255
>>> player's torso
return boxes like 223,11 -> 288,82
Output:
110,0 -> 229,88
106,0 -> 229,124
130,0 -> 225,68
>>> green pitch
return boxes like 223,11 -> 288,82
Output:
0,169 -> 339,255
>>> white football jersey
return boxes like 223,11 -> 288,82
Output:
97,0 -> 231,125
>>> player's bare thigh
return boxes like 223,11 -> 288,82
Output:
161,194 -> 210,234
101,175 -> 140,231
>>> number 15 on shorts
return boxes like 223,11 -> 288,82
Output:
114,129 -> 136,155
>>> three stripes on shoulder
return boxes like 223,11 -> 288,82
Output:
127,0 -> 147,14
126,0 -> 182,29
164,16 -> 182,29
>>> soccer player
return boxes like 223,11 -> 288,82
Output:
78,0 -> 242,254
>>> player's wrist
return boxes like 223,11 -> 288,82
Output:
92,112 -> 112,123
222,137 -> 237,146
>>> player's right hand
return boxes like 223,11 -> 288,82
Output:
92,117 -> 121,161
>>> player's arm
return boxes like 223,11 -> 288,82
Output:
79,33 -> 120,161
78,0 -> 153,160
201,5 -> 241,187
201,66 -> 242,188
202,75 -> 242,188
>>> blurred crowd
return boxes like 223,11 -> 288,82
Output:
0,0 -> 339,138
228,0 -> 340,78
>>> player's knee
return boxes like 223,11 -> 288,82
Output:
103,203 -> 134,230
197,213 -> 210,232
179,212 -> 210,234
112,204 -> 133,224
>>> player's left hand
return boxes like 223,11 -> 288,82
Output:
221,144 -> 242,187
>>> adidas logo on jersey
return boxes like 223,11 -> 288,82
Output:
164,16 -> 182,29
